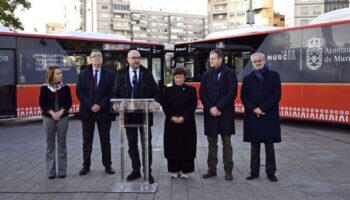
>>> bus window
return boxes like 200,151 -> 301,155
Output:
140,57 -> 148,68
224,55 -> 229,64
152,57 -> 161,85
65,55 -> 85,74
233,52 -> 251,75
175,56 -> 185,68
175,56 -> 195,79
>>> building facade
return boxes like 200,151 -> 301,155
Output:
208,0 -> 279,33
294,0 -> 350,26
131,10 -> 207,44
64,0 -> 207,43
46,23 -> 64,33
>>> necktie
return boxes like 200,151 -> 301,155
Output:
132,70 -> 138,98
132,70 -> 137,86
93,70 -> 98,90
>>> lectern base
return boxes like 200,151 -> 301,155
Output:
110,183 -> 158,193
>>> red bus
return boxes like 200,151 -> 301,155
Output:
174,20 -> 350,124
0,32 -> 164,118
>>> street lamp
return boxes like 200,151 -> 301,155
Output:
246,0 -> 255,26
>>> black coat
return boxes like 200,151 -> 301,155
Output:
162,84 -> 197,160
199,65 -> 238,135
112,65 -> 160,126
241,69 -> 282,143
76,65 -> 116,121
39,85 -> 72,118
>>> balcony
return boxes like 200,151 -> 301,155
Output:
112,23 -> 131,31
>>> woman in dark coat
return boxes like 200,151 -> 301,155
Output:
162,67 -> 197,179
39,66 -> 72,179
241,52 -> 281,182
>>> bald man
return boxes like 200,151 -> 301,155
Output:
113,50 -> 160,184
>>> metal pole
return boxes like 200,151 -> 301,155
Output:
247,0 -> 254,26
83,0 -> 87,31
144,102 -> 149,183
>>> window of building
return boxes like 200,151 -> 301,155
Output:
213,14 -> 227,20
113,4 -> 129,11
101,5 -> 108,10
301,7 -> 309,15
237,11 -> 245,17
301,19 -> 309,25
313,6 -> 321,15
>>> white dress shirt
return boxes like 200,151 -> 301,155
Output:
129,67 -> 140,87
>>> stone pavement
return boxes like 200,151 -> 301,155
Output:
0,113 -> 349,200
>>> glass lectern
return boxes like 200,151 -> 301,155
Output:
110,98 -> 158,193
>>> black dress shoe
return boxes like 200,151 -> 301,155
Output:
105,167 -> 115,175
58,175 -> 66,178
202,169 -> 217,179
148,174 -> 155,184
126,171 -> 141,181
267,175 -> 278,182
225,169 -> 233,181
79,168 -> 90,176
48,175 -> 56,179
246,174 -> 259,180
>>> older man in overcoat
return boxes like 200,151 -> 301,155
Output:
241,52 -> 282,182
199,49 -> 238,181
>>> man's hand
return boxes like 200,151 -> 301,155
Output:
149,102 -> 161,111
91,104 -> 101,113
152,102 -> 161,111
254,107 -> 266,117
210,106 -> 221,117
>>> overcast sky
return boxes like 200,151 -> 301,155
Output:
15,0 -> 291,33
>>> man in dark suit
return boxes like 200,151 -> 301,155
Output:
199,49 -> 238,181
113,50 -> 160,184
76,49 -> 116,175
241,52 -> 281,182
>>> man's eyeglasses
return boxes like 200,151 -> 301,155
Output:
91,54 -> 102,58
128,57 -> 140,60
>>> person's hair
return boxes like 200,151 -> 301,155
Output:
173,66 -> 187,76
45,66 -> 61,84
90,49 -> 102,55
210,49 -> 224,59
250,52 -> 266,61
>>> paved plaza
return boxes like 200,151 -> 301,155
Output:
0,113 -> 349,200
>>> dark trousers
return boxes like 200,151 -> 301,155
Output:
126,127 -> 152,173
207,134 -> 234,172
250,142 -> 276,176
82,119 -> 112,169
167,159 -> 194,173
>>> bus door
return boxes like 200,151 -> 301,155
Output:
229,51 -> 251,76
0,50 -> 16,118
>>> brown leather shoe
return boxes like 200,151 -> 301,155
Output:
225,169 -> 233,181
202,170 -> 217,179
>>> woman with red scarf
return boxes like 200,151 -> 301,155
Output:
39,66 -> 72,179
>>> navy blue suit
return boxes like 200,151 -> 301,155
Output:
112,65 -> 159,173
76,65 -> 115,169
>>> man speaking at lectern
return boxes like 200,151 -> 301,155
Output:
113,50 -> 160,184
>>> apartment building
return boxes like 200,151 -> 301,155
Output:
208,0 -> 278,33
295,0 -> 350,26
64,0 -> 207,43
131,10 -> 207,44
